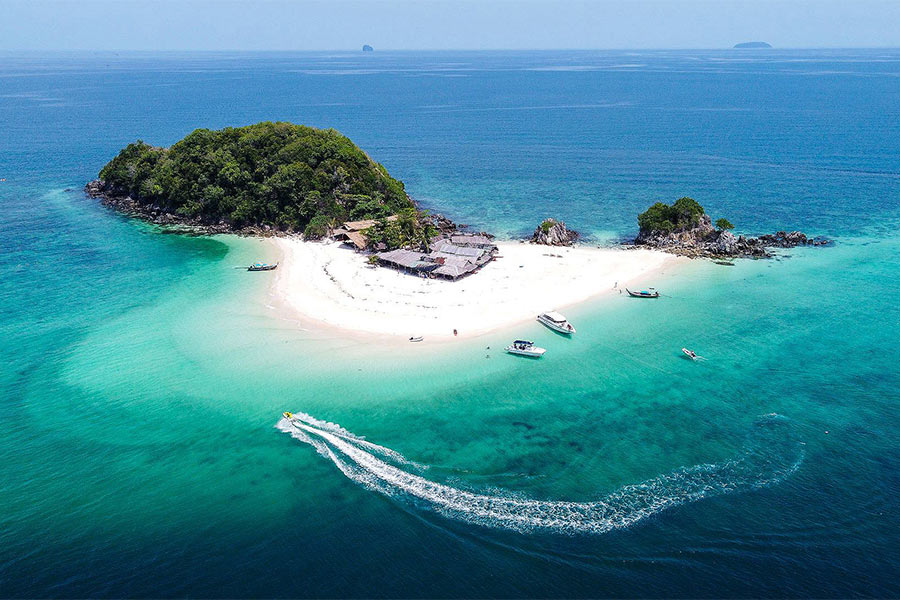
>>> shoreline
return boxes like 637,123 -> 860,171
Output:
266,237 -> 687,344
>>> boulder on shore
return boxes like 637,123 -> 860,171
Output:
531,219 -> 579,246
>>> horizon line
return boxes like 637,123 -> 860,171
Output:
3,45 -> 900,53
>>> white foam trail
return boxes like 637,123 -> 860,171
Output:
277,413 -> 803,535
288,412 -> 424,469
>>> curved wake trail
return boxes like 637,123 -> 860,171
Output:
277,412 -> 803,535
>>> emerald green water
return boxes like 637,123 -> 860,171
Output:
2,50 -> 899,597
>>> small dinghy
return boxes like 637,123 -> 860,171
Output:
248,262 -> 278,271
682,348 -> 699,360
409,336 -> 424,342
626,288 -> 659,298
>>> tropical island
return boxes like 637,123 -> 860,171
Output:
634,197 -> 828,258
86,122 -> 830,338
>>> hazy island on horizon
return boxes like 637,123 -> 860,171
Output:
733,41 -> 773,48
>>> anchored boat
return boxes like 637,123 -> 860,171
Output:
248,262 -> 278,271
505,340 -> 547,358
537,311 -> 576,335
626,288 -> 659,298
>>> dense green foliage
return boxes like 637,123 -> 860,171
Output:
540,219 -> 556,233
716,218 -> 735,230
363,208 -> 437,251
638,197 -> 707,233
98,122 -> 412,233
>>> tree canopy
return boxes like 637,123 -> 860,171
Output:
638,197 -> 707,234
98,121 -> 412,234
363,208 -> 437,251
716,218 -> 735,231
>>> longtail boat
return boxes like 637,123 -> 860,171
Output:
626,288 -> 659,298
248,262 -> 278,271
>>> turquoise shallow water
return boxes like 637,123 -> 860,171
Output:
1,50 -> 899,597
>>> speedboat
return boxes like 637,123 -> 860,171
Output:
682,348 -> 698,360
537,311 -> 576,335
248,262 -> 278,271
626,288 -> 659,298
505,340 -> 547,357
283,411 -> 293,419
409,336 -> 424,342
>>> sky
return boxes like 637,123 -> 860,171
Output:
1,0 -> 899,51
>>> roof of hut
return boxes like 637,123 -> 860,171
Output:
344,231 -> 367,250
377,249 -> 430,270
450,234 -> 494,247
430,239 -> 482,257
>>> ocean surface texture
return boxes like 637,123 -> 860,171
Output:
1,50 -> 898,598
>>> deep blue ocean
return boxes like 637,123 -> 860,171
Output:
1,50 -> 899,598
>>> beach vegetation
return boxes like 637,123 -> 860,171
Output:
716,218 -> 735,230
638,197 -> 711,233
97,121 -> 412,232
362,208 -> 437,250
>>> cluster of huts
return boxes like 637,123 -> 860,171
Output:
331,217 -> 497,280
376,234 -> 496,279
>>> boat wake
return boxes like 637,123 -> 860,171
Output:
277,412 -> 803,535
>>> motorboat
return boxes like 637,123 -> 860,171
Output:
409,336 -> 424,342
283,411 -> 293,419
248,262 -> 278,271
682,348 -> 698,360
537,311 -> 576,335
505,340 -> 547,357
626,288 -> 659,298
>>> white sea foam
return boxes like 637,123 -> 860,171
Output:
277,413 -> 803,535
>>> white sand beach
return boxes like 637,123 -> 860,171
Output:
270,238 -> 683,341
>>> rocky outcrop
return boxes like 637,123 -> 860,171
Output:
85,180 -> 278,236
634,213 -> 829,259
531,219 -> 579,246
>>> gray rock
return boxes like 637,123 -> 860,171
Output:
632,213 -> 828,260
714,230 -> 738,254
531,219 -> 579,246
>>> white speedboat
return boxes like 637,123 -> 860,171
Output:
537,311 -> 575,335
505,340 -> 547,357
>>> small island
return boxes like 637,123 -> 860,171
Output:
733,42 -> 772,49
362,44 -> 374,52
634,197 -> 828,258
86,122 -> 414,237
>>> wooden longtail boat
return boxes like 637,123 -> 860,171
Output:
626,288 -> 659,298
248,262 -> 278,271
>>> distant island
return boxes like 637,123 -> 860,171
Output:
634,197 -> 827,258
86,122 -> 415,238
733,41 -> 772,49
362,44 -> 374,52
